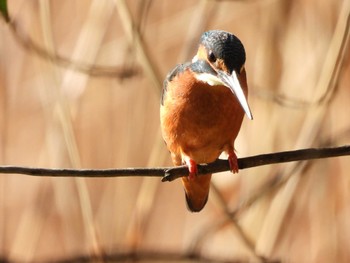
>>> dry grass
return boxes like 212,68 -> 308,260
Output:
0,0 -> 349,262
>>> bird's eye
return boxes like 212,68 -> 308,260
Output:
208,50 -> 216,62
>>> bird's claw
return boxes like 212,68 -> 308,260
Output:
228,151 -> 239,173
184,157 -> 198,180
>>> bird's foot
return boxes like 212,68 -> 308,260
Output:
184,157 -> 198,180
228,150 -> 239,174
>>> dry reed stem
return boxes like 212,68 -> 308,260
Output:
1,0 -> 349,262
113,0 -> 163,92
31,0 -> 115,259
256,0 -> 350,256
208,183 -> 265,262
111,0 -> 166,248
52,0 -> 115,258
3,9 -> 139,78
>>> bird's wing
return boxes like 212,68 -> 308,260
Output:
161,62 -> 191,106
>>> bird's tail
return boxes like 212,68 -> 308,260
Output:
181,174 -> 212,212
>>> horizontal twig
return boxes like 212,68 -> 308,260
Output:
0,145 -> 349,182
6,21 -> 140,78
26,250 -> 278,263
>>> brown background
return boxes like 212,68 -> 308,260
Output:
0,0 -> 350,262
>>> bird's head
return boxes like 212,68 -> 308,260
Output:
193,30 -> 253,120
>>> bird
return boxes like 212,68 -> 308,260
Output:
160,30 -> 253,212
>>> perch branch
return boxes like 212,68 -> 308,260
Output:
0,145 -> 349,181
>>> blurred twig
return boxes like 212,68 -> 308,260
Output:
206,183 -> 266,262
40,250 -> 280,263
0,145 -> 349,180
234,5 -> 350,241
254,2 -> 350,255
113,0 -> 163,92
4,21 -> 140,78
253,3 -> 350,108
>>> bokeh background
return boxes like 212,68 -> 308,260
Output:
0,0 -> 349,262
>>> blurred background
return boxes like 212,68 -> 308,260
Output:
0,0 -> 349,262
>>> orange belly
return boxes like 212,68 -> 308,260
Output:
160,69 -> 245,164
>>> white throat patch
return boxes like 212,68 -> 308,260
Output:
194,73 -> 226,86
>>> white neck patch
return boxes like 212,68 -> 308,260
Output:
194,72 -> 226,87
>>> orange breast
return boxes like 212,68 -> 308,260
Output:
160,69 -> 247,164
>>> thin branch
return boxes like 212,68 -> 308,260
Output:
252,4 -> 350,109
6,21 -> 140,79
206,183 -> 266,262
0,145 -> 349,181
162,145 -> 349,181
40,250 -> 280,263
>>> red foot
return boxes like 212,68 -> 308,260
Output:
184,157 -> 198,180
228,150 -> 239,174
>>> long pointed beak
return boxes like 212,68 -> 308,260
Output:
217,70 -> 253,120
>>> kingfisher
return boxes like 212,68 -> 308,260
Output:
160,30 -> 253,212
